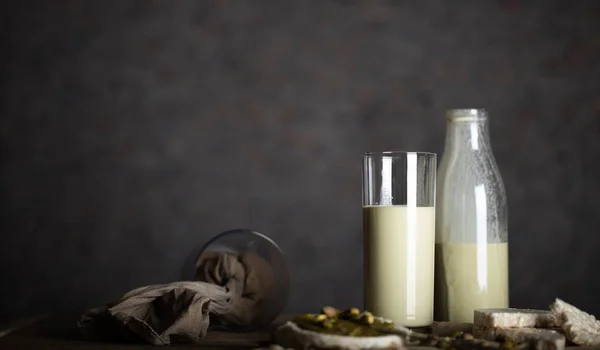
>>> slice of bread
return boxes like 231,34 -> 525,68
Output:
474,308 -> 558,328
551,298 -> 600,346
274,321 -> 405,350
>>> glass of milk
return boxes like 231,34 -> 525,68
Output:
362,151 -> 437,327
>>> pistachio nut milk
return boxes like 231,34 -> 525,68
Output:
363,205 -> 435,327
434,243 -> 509,322
435,109 -> 509,323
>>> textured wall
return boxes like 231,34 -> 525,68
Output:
1,0 -> 600,322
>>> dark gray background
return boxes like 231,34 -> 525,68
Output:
1,0 -> 600,323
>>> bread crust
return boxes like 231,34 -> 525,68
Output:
551,298 -> 600,346
474,308 -> 558,328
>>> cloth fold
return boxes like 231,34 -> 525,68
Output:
78,252 -> 273,345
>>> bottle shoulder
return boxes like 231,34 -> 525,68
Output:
438,151 -> 505,184
436,151 -> 508,209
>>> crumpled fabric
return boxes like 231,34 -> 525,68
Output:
78,252 -> 272,345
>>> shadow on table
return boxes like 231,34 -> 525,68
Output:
7,314 -> 143,344
0,313 -> 273,349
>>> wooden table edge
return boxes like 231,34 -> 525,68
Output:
0,315 -> 594,349
0,315 -> 47,339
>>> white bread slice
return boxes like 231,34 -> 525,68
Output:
551,298 -> 600,346
474,308 -> 558,328
274,321 -> 405,350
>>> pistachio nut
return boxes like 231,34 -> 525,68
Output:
321,306 -> 339,318
315,314 -> 327,322
360,312 -> 374,325
346,308 -> 360,317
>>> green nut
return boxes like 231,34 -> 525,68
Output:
360,312 -> 374,325
348,308 -> 360,316
315,314 -> 327,322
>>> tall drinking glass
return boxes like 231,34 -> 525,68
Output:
362,151 -> 437,327
181,229 -> 289,331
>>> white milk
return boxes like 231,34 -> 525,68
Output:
434,243 -> 509,322
363,205 -> 435,327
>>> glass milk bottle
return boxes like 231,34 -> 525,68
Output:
434,109 -> 509,323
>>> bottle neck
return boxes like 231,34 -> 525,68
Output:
444,110 -> 491,153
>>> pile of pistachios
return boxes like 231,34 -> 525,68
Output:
292,306 -> 525,349
293,306 -> 395,337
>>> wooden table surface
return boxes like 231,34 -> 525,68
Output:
0,314 -> 594,350
0,314 -> 276,350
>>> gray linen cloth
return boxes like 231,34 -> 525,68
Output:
78,252 -> 274,345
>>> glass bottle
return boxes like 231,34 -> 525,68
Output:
182,229 -> 290,330
434,109 -> 508,323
